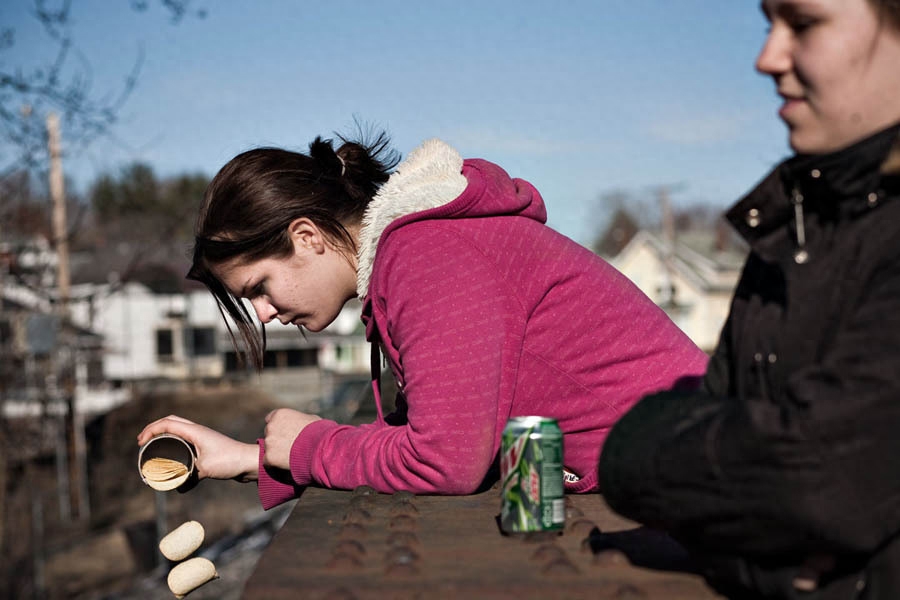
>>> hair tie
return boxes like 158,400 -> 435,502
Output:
337,155 -> 346,176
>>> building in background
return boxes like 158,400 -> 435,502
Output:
0,293 -> 106,417
609,227 -> 746,353
63,282 -> 370,413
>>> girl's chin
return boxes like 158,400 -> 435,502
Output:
301,321 -> 325,333
788,130 -> 852,155
787,127 -> 828,155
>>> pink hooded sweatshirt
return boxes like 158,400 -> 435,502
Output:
257,139 -> 708,508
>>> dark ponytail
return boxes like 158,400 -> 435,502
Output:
188,128 -> 399,369
335,131 -> 395,209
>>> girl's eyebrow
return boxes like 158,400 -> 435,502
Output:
766,0 -> 820,18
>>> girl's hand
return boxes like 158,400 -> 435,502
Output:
138,415 -> 259,482
263,408 -> 322,470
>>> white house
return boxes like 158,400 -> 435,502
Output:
65,282 -> 370,411
610,229 -> 746,353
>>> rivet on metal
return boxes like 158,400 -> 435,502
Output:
565,506 -> 584,520
530,544 -> 566,563
332,540 -> 366,559
594,549 -> 630,567
392,490 -> 415,503
386,531 -> 420,549
349,495 -> 375,508
385,546 -> 420,565
540,558 -> 579,576
567,518 -> 597,537
337,523 -> 367,540
614,583 -> 648,599
389,502 -> 419,517
343,507 -> 374,524
389,515 -> 418,532
325,552 -> 363,570
352,485 -> 377,497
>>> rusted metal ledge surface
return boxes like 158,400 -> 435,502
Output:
242,485 -> 723,599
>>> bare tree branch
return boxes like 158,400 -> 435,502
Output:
0,0 -> 204,181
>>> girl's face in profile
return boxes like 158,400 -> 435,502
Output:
212,219 -> 359,333
758,0 -> 900,154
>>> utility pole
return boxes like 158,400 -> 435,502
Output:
48,113 -> 70,311
47,112 -> 89,521
657,185 -> 678,309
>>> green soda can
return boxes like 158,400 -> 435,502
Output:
499,416 -> 565,534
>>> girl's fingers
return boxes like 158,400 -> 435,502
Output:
164,415 -> 196,425
148,414 -> 195,427
138,414 -> 194,437
137,416 -> 199,445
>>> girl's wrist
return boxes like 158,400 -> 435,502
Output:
236,441 -> 260,482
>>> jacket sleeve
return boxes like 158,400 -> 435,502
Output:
288,226 -> 521,495
256,439 -> 305,510
600,255 -> 900,560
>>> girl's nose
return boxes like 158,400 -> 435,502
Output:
755,25 -> 791,76
250,297 -> 277,324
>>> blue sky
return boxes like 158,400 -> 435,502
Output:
3,0 -> 789,245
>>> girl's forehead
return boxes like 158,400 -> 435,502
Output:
210,257 -> 253,284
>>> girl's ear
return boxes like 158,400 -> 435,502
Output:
288,218 -> 326,254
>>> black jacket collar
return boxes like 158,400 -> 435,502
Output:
728,123 -> 900,243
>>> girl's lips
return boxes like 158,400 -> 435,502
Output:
779,96 -> 806,119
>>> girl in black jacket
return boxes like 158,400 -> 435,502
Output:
599,1 -> 900,598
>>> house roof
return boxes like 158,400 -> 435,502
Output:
613,228 -> 747,293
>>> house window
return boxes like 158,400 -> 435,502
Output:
285,348 -> 318,367
656,283 -> 678,308
224,351 -> 240,372
156,329 -> 174,362
259,348 -> 318,369
87,357 -> 104,385
188,327 -> 216,356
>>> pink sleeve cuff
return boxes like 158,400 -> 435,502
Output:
289,419 -> 340,486
256,438 -> 305,510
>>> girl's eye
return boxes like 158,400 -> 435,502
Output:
784,8 -> 822,33
250,283 -> 265,298
790,17 -> 816,33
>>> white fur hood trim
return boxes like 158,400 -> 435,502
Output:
356,138 -> 467,297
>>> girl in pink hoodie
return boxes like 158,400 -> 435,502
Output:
138,132 -> 708,509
